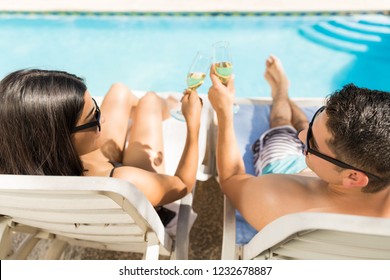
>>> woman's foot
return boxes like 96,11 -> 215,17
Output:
264,55 -> 289,100
163,95 -> 180,120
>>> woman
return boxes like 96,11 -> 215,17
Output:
0,69 -> 202,207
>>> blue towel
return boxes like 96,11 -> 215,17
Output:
234,103 -> 317,244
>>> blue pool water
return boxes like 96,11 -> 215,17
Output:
0,14 -> 389,98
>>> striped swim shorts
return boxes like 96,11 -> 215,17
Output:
252,125 -> 307,176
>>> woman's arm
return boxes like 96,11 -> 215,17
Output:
173,90 -> 202,193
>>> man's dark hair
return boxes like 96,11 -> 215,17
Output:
326,83 -> 390,193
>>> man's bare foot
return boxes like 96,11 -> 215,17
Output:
264,55 -> 289,100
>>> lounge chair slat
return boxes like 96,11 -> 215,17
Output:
298,230 -> 390,250
61,238 -> 170,256
49,231 -> 145,243
271,235 -> 390,259
13,218 -> 143,235
0,191 -> 120,210
0,207 -> 134,224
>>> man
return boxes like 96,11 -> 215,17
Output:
208,55 -> 390,231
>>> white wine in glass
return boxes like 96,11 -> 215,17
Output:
215,61 -> 233,86
212,41 -> 239,114
171,51 -> 211,121
186,72 -> 206,90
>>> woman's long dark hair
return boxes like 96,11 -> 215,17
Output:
0,69 -> 86,175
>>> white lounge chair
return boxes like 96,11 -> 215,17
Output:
223,201 -> 390,260
0,92 -> 213,260
220,97 -> 390,259
0,175 -> 176,260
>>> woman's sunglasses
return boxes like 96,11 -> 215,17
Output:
72,98 -> 101,133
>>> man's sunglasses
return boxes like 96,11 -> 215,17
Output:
72,98 -> 101,133
305,106 -> 381,181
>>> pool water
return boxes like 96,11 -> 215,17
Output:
0,14 -> 389,98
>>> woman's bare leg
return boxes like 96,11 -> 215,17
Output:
122,92 -> 177,173
264,56 -> 292,128
97,83 -> 138,162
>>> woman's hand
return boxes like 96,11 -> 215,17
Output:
181,89 -> 202,130
208,64 -> 236,118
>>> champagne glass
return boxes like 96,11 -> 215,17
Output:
212,41 -> 239,114
170,51 -> 211,121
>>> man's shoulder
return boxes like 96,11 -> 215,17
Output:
222,173 -> 323,202
224,174 -> 320,206
234,174 -> 325,230
255,172 -> 319,188
297,168 -> 317,177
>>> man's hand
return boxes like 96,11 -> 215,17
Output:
208,64 -> 236,117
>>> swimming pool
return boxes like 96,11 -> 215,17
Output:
0,13 -> 389,98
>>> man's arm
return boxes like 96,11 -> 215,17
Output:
208,67 -> 250,184
215,107 -> 247,183
211,73 -> 245,183
210,86 -> 278,230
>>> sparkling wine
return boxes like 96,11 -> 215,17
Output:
187,72 -> 206,90
215,61 -> 233,85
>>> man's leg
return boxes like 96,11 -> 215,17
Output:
265,55 -> 308,131
289,100 -> 309,132
264,55 -> 292,128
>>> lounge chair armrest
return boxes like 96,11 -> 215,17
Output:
222,195 -> 237,260
0,218 -> 13,259
174,192 -> 195,260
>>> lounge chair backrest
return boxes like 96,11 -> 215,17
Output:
0,174 -> 171,259
244,212 -> 390,260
